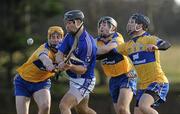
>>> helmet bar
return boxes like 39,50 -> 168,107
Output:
98,16 -> 117,28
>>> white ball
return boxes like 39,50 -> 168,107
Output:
27,38 -> 34,45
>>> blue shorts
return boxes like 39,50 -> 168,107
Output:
109,74 -> 137,103
136,82 -> 169,107
13,74 -> 51,97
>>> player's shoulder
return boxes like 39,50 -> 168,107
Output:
141,35 -> 159,43
35,43 -> 49,53
112,32 -> 123,39
35,43 -> 46,50
64,33 -> 72,39
96,36 -> 101,41
112,32 -> 124,43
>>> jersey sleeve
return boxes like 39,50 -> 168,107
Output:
116,42 -> 128,56
146,35 -> 163,45
114,33 -> 124,45
34,44 -> 49,58
114,34 -> 128,56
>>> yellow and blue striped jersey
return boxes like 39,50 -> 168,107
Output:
17,43 -> 55,82
97,32 -> 133,77
117,32 -> 168,89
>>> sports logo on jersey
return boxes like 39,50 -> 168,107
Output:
75,48 -> 79,54
132,53 -> 139,60
85,56 -> 91,62
129,51 -> 156,65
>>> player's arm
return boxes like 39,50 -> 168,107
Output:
116,42 -> 128,56
68,39 -> 96,75
57,60 -> 87,75
55,50 -> 65,63
156,40 -> 171,50
146,36 -> 171,51
69,64 -> 87,75
96,40 -> 118,60
39,50 -> 55,71
56,43 -> 87,74
97,40 -> 117,55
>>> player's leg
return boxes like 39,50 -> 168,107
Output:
16,96 -> 31,114
33,89 -> 51,114
75,95 -> 96,114
33,79 -> 51,114
134,107 -> 144,114
138,82 -> 169,114
109,74 -> 136,114
14,74 -> 32,114
134,90 -> 144,114
59,90 -> 79,114
60,77 -> 96,114
116,88 -> 133,114
138,92 -> 159,114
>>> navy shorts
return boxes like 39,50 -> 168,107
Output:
136,82 -> 169,107
14,74 -> 51,97
109,74 -> 137,103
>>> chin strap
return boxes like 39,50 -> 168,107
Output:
71,22 -> 84,37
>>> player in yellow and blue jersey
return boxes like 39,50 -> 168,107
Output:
13,26 -> 64,114
96,16 -> 137,114
115,13 -> 171,114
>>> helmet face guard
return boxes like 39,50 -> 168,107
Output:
97,16 -> 117,38
98,16 -> 117,28
48,26 -> 64,48
131,13 -> 150,30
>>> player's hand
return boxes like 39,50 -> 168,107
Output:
146,44 -> 158,52
58,61 -> 65,71
46,64 -> 55,72
63,62 -> 72,71
58,61 -> 72,71
127,70 -> 137,78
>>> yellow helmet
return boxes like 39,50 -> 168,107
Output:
48,26 -> 64,39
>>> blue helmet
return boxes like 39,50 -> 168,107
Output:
131,13 -> 150,30
64,10 -> 84,21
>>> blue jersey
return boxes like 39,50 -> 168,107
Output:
58,29 -> 97,79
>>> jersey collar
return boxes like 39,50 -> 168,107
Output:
131,32 -> 150,42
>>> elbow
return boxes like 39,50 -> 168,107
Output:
158,41 -> 171,50
78,67 -> 87,75
166,41 -> 171,50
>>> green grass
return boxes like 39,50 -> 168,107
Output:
160,45 -> 180,83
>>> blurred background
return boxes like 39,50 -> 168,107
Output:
0,0 -> 180,114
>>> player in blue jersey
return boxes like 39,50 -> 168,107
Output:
56,10 -> 97,114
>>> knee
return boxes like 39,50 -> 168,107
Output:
39,102 -> 50,112
59,101 -> 69,111
76,106 -> 87,114
76,107 -> 96,114
118,105 -> 129,114
138,103 -> 149,112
